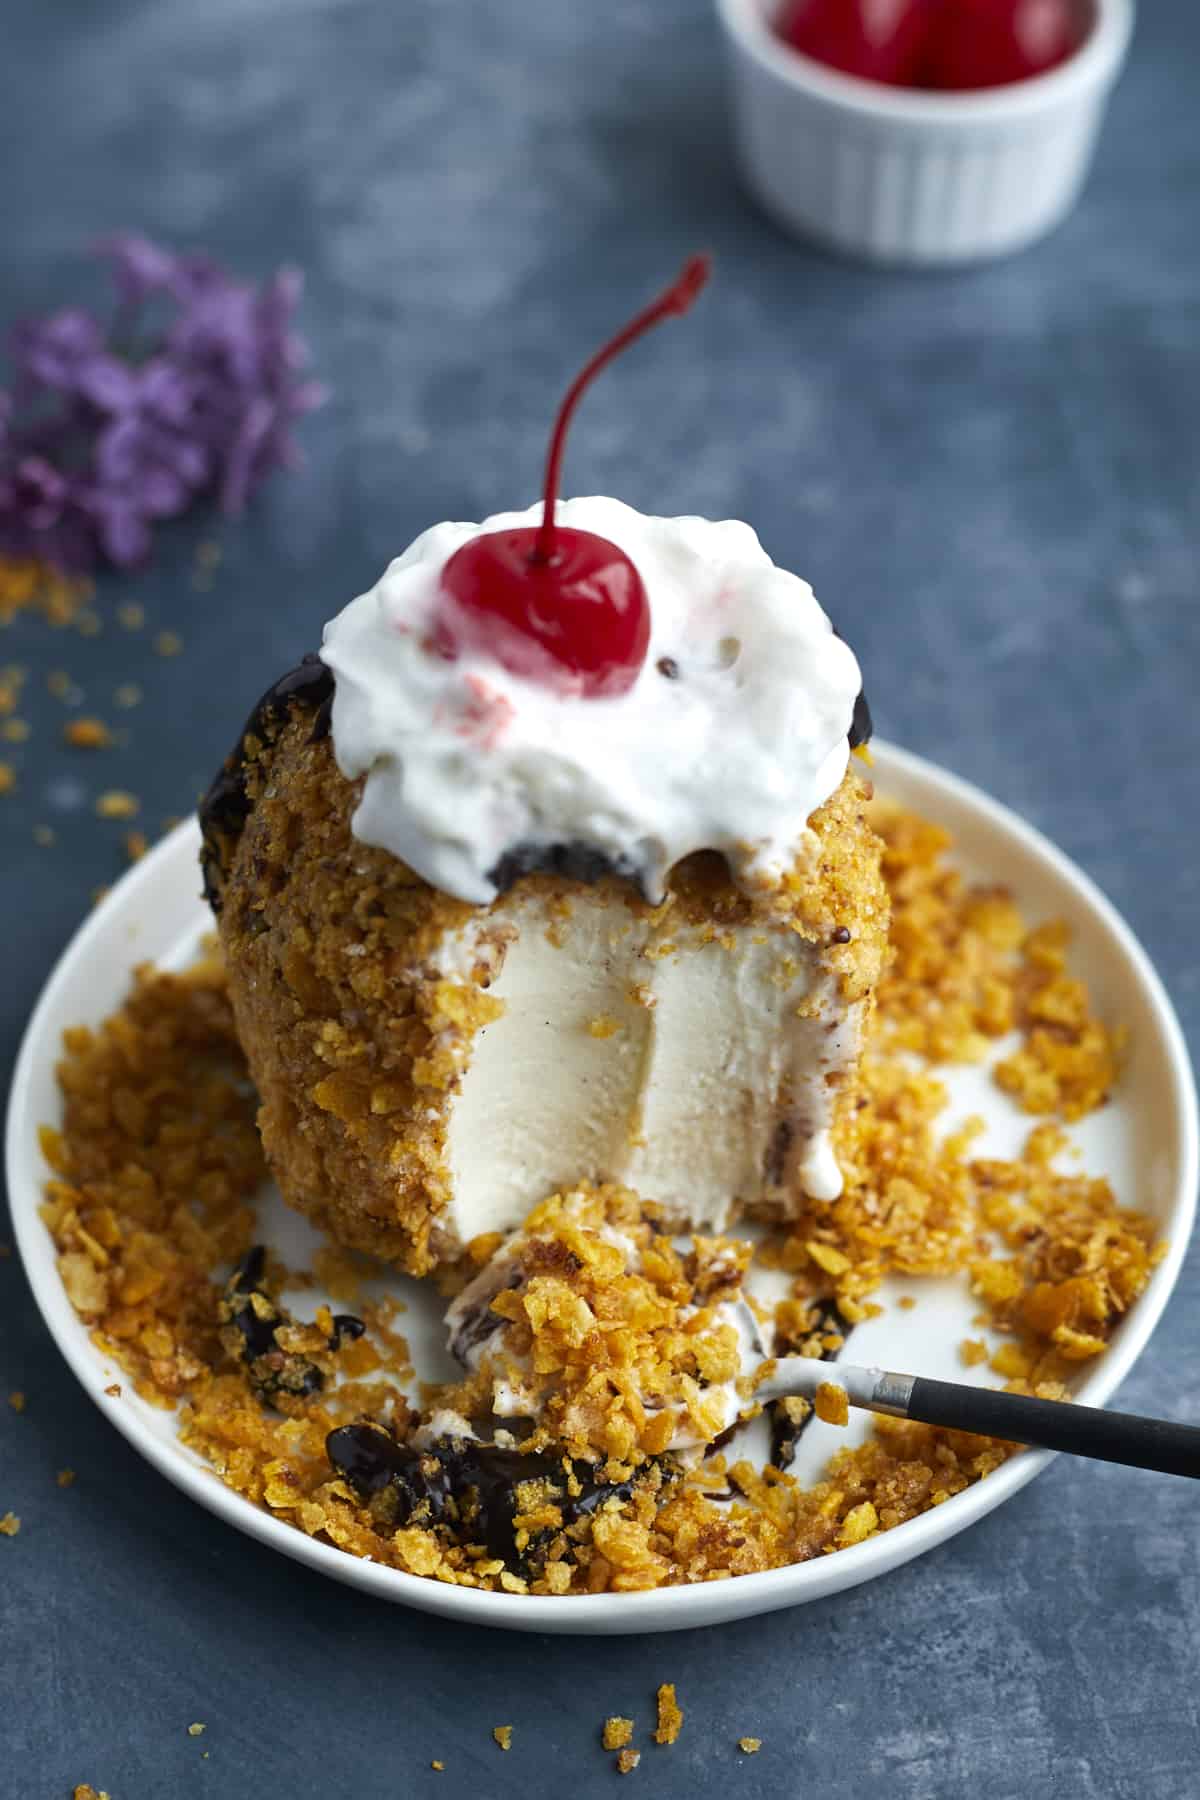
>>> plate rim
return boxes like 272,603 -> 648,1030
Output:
7,739 -> 1198,1635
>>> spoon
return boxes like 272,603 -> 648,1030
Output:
757,1359 -> 1200,1479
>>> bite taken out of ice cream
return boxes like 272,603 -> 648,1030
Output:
199,260 -> 888,1275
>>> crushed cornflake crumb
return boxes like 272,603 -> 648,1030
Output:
124,830 -> 148,864
104,1384 -> 121,1397
72,1788 -> 111,1800
154,629 -> 183,657
438,1183 -> 754,1480
7,1391 -> 25,1412
0,666 -> 23,714
0,557 -> 93,628
603,1718 -> 635,1751
0,1513 -> 20,1536
187,1723 -> 206,1737
898,1296 -> 916,1310
616,1749 -> 641,1775
993,922 -> 1122,1121
588,1014 -> 622,1039
873,808 -> 1119,1118
738,1738 -> 762,1754
655,1685 -> 683,1746
95,790 -> 139,819
815,1381 -> 849,1427
114,683 -> 142,710
56,1469 -> 76,1488
431,1760 -> 445,1772
0,762 -> 15,795
492,1726 -> 513,1751
65,718 -> 113,749
37,807 -> 1162,1599
835,1500 -> 879,1548
960,1338 -> 988,1367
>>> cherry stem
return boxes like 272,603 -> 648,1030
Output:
531,254 -> 712,565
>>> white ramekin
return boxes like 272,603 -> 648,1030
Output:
714,0 -> 1135,264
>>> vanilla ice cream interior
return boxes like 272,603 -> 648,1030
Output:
436,881 -> 863,1246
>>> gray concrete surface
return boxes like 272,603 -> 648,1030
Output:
1,2 -> 1197,1795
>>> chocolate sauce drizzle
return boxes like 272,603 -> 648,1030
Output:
325,1421 -> 663,1570
198,653 -> 333,909
197,651 -> 873,908
219,1245 -> 364,1407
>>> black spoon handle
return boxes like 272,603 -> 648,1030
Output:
905,1375 -> 1200,1480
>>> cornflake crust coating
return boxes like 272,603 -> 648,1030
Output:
203,690 -> 888,1275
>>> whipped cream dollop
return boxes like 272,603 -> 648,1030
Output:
321,497 -> 862,906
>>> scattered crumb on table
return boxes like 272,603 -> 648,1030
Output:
493,1726 -> 512,1751
64,718 -> 113,749
738,1737 -> 762,1754
0,1514 -> 20,1537
602,1718 -> 634,1750
56,1469 -> 76,1488
655,1684 -> 683,1746
95,789 -> 139,819
616,1749 -> 641,1775
7,1392 -> 24,1413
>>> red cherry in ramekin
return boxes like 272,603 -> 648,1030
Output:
921,0 -> 1087,91
775,0 -> 935,87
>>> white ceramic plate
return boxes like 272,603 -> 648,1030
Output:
6,743 -> 1197,1635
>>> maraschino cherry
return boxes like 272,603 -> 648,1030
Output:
922,0 -> 1082,90
773,0 -> 1085,91
775,0 -> 935,87
436,255 -> 711,699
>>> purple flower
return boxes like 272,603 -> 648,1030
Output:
9,454 -> 68,530
9,308 -> 105,395
92,233 -> 186,306
81,488 -> 154,567
0,233 -> 326,576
